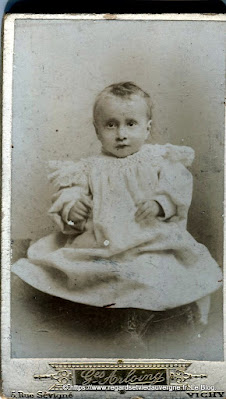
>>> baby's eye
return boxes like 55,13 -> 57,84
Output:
127,121 -> 137,127
106,122 -> 116,128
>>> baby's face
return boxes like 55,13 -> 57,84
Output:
94,94 -> 151,158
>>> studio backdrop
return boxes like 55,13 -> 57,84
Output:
11,19 -> 225,265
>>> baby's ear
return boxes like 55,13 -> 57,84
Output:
146,119 -> 152,137
93,120 -> 100,138
147,119 -> 152,130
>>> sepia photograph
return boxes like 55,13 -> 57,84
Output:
1,13 -> 226,398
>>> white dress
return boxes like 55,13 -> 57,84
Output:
12,144 -> 222,310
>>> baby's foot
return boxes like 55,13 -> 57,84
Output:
196,295 -> 211,325
124,310 -> 155,337
186,304 -> 195,326
199,312 -> 209,326
127,312 -> 138,334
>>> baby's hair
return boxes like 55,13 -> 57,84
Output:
93,82 -> 152,121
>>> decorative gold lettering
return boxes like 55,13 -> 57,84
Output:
80,368 -> 165,386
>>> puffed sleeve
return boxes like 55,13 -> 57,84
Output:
48,160 -> 91,234
153,144 -> 194,227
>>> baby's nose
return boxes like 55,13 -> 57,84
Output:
116,127 -> 128,140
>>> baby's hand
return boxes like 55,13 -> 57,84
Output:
68,197 -> 92,223
135,200 -> 162,223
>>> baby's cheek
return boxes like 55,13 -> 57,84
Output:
103,137 -> 114,146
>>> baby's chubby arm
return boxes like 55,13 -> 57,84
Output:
136,157 -> 193,225
135,145 -> 194,225
135,200 -> 164,223
48,159 -> 92,232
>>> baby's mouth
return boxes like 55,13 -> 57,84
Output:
115,144 -> 130,149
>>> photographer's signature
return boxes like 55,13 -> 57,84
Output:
80,368 -> 165,385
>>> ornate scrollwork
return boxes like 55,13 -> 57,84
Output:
33,361 -> 208,391
170,367 -> 207,384
34,369 -> 72,385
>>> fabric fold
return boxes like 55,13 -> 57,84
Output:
12,144 -> 222,310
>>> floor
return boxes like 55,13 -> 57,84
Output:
11,240 -> 223,360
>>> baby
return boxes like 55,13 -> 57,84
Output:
12,82 -> 222,325
68,83 -> 162,228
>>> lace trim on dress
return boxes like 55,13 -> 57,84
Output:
48,160 -> 90,188
48,144 -> 194,188
163,144 -> 194,167
99,144 -> 194,167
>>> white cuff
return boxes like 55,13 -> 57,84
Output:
154,194 -> 176,220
